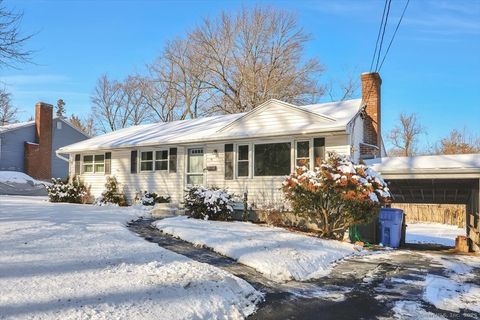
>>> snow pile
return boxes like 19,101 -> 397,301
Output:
0,171 -> 44,185
153,216 -> 360,282
406,223 -> 465,247
0,196 -> 262,319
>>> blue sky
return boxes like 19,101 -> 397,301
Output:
1,0 -> 479,149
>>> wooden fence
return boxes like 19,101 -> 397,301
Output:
393,203 -> 465,227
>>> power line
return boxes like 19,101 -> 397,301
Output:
375,0 -> 392,71
378,0 -> 411,71
369,0 -> 389,72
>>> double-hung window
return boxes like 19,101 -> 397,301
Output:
237,145 -> 249,177
155,150 -> 168,171
140,150 -> 169,172
295,141 -> 310,168
140,151 -> 153,171
83,154 -> 105,173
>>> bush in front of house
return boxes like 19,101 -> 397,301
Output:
184,186 -> 233,221
282,153 -> 391,240
141,191 -> 171,206
96,176 -> 128,206
46,176 -> 88,203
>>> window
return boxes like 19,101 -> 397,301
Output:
56,121 -> 62,130
140,151 -> 153,171
254,142 -> 291,176
296,141 -> 310,168
314,138 -> 325,168
94,155 -> 105,172
224,144 -> 233,180
83,154 -> 105,173
155,150 -> 168,171
83,155 -> 93,173
237,145 -> 249,177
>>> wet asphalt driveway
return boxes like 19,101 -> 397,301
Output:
127,218 -> 480,320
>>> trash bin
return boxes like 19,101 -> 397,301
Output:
379,208 -> 404,248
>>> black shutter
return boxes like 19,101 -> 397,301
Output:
105,152 -> 112,175
131,150 -> 138,174
169,147 -> 177,173
225,144 -> 234,180
74,154 -> 81,175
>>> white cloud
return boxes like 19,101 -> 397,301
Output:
0,74 -> 70,86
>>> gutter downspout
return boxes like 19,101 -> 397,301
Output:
55,150 -> 69,162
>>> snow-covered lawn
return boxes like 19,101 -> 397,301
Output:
0,196 -> 262,320
152,216 -> 360,282
406,222 -> 465,247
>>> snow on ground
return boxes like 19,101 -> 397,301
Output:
0,171 -> 45,185
152,216 -> 360,282
422,253 -> 480,313
406,222 -> 465,247
0,196 -> 262,320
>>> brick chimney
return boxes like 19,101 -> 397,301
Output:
360,72 -> 382,157
24,102 -> 53,180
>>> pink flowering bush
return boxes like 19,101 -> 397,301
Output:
282,153 -> 391,239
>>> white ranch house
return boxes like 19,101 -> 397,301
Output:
57,73 -> 384,205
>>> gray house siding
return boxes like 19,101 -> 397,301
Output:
51,119 -> 90,178
0,119 -> 89,178
0,125 -> 36,172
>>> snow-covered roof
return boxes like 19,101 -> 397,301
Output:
0,120 -> 36,133
366,154 -> 480,175
58,99 -> 362,153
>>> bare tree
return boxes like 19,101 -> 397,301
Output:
188,6 -> 324,114
434,128 -> 480,155
69,114 -> 95,137
0,0 -> 33,68
91,74 -> 125,133
325,73 -> 361,102
388,113 -> 424,156
118,75 -> 152,126
0,88 -> 17,125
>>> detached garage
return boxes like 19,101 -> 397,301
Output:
367,154 -> 480,252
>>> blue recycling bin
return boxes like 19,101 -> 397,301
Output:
379,208 -> 404,248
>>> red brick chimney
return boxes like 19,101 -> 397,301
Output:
361,72 -> 382,157
24,102 -> 53,180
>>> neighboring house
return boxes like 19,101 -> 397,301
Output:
57,72 -> 384,205
0,102 -> 90,180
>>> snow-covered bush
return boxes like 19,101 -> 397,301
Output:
97,176 -> 128,206
185,186 -> 233,221
140,191 -> 171,206
46,177 -> 88,203
282,153 -> 391,239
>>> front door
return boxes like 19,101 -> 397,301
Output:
186,147 -> 204,186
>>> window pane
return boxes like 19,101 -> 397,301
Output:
156,150 -> 168,160
83,155 -> 93,163
95,164 -> 105,172
141,161 -> 153,171
94,154 -> 104,162
141,151 -> 153,161
187,174 -> 203,186
254,143 -> 291,176
83,164 -> 93,173
155,160 -> 168,171
238,145 -> 249,161
238,162 -> 249,177
297,141 -> 309,158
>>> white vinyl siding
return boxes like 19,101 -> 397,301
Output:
73,133 -> 351,206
